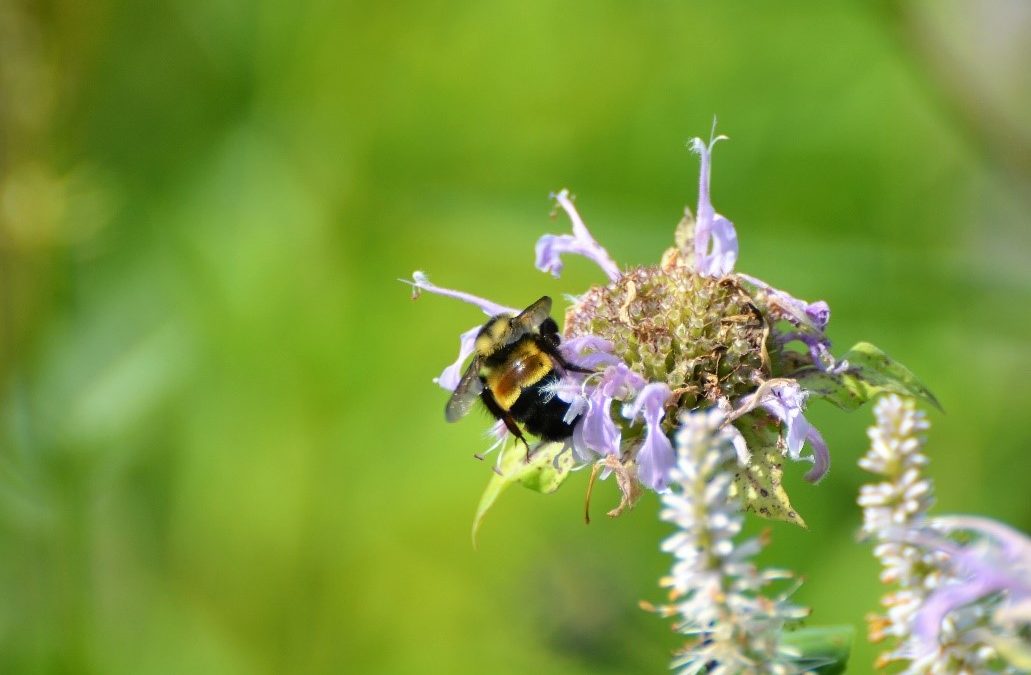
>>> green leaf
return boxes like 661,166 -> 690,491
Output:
796,341 -> 940,412
780,625 -> 854,674
471,442 -> 574,546
731,412 -> 807,528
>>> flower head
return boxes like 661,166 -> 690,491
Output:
406,129 -> 899,515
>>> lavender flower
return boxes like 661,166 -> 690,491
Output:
407,128 -> 927,523
733,380 -> 830,483
536,189 -> 621,282
860,395 -> 1031,672
403,271 -> 517,391
622,382 -> 676,490
690,135 -> 738,277
644,409 -> 809,673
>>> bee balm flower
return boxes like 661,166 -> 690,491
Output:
407,128 -> 932,526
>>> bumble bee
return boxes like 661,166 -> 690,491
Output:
446,296 -> 592,453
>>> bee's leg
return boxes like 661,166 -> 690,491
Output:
481,387 -> 533,466
497,409 -> 532,465
505,419 -> 533,463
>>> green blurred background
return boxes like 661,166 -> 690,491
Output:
2,0 -> 1030,672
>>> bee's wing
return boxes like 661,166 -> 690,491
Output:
445,357 -> 484,422
506,295 -> 552,344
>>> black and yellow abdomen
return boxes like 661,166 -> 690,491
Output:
479,336 -> 578,442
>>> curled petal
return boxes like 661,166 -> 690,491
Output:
726,424 -> 751,466
706,214 -> 739,277
898,526 -> 1031,657
535,189 -> 621,282
569,362 -> 646,460
689,135 -> 738,277
599,363 -> 647,399
913,572 -> 1013,656
930,516 -> 1031,562
435,325 -> 480,391
535,234 -> 583,278
560,335 -> 621,370
803,426 -> 830,483
738,273 -> 831,333
744,381 -> 832,483
402,271 -> 517,317
623,381 -> 672,421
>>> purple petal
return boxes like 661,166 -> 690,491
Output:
578,389 -> 622,457
535,234 -> 582,278
704,214 -> 739,277
738,273 -> 831,333
569,363 -> 646,460
599,363 -> 647,399
752,381 -> 832,482
434,325 -> 481,391
556,340 -> 618,373
901,527 -> 1031,656
637,426 -> 676,491
805,301 -> 831,330
758,383 -> 809,457
914,576 -> 1005,654
403,271 -> 517,317
561,335 -> 616,361
803,426 -> 830,483
932,516 -> 1031,561
623,382 -> 672,422
689,135 -> 738,277
624,382 -> 675,490
535,190 -> 621,282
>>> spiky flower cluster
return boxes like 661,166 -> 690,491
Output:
860,395 -> 1031,672
563,264 -> 766,407
645,409 -> 808,674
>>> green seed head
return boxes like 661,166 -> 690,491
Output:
565,237 -> 768,412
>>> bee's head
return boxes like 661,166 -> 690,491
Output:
474,314 -> 515,356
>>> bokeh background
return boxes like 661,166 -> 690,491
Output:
2,0 -> 1030,672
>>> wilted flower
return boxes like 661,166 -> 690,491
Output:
860,395 -> 1031,672
643,409 -> 809,673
